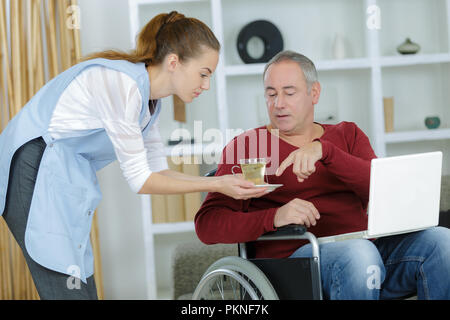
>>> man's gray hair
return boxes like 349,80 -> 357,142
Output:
263,50 -> 318,93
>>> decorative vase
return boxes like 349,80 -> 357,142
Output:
332,33 -> 346,60
397,38 -> 420,55
425,116 -> 440,129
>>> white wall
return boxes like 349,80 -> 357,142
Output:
78,0 -> 133,53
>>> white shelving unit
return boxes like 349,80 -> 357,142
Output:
128,0 -> 450,299
385,128 -> 450,143
225,57 -> 374,76
153,221 -> 195,234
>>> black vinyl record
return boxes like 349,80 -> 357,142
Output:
237,20 -> 284,64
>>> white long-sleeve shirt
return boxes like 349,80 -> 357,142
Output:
48,66 -> 168,193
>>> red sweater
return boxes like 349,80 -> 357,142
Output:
195,122 -> 377,258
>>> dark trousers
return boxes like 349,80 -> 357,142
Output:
2,137 -> 98,300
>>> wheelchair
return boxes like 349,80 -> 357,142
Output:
192,169 -> 323,300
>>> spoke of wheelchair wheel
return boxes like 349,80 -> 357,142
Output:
247,276 -> 262,299
241,283 -> 248,299
230,277 -> 239,300
240,274 -> 249,299
199,273 -> 266,300
209,285 -> 214,299
220,276 -> 225,299
212,283 -> 218,299
216,277 -> 225,300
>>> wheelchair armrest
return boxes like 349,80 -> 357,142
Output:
254,224 -> 319,261
204,168 -> 217,177
259,224 -> 307,239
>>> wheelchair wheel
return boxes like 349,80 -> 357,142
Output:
192,256 -> 279,300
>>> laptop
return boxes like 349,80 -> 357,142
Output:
318,151 -> 442,244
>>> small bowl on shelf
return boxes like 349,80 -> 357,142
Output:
397,38 -> 420,55
425,116 -> 441,129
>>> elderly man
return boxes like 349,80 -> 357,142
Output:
195,50 -> 450,300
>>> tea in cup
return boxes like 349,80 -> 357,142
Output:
231,158 -> 268,185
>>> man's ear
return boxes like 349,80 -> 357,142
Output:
311,81 -> 321,105
166,53 -> 180,72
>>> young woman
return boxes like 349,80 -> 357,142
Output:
0,11 -> 266,299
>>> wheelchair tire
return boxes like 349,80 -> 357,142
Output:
192,256 -> 279,300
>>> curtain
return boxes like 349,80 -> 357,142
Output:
0,0 -> 104,300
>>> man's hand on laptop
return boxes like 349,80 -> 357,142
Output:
274,198 -> 320,228
275,141 -> 322,182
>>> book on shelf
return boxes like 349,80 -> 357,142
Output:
166,156 -> 185,222
182,156 -> 202,221
151,156 -> 202,224
151,194 -> 167,224
383,97 -> 394,133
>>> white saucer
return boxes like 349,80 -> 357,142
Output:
254,184 -> 283,192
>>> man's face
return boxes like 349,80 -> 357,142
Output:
264,60 -> 320,135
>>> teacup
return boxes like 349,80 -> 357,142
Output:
231,158 -> 268,185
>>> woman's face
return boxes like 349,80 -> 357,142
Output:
171,48 -> 219,103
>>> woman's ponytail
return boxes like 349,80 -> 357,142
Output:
82,11 -> 220,65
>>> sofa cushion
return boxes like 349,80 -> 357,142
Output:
172,239 -> 237,300
439,210 -> 450,229
440,175 -> 450,211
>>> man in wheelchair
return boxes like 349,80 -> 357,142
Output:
194,50 -> 450,300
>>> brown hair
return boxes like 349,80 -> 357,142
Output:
82,11 -> 220,65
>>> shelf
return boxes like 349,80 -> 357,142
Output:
225,53 -> 450,76
224,54 -> 450,77
316,58 -> 372,71
153,221 -> 195,234
384,128 -> 450,143
225,63 -> 265,77
225,58 -> 372,77
380,53 -> 450,68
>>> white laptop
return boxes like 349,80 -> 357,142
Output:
318,151 -> 442,244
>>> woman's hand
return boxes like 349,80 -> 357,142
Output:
275,141 -> 322,182
214,174 -> 268,200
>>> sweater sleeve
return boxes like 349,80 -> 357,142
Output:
194,142 -> 278,245
317,122 -> 377,206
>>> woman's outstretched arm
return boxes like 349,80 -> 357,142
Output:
138,170 -> 268,200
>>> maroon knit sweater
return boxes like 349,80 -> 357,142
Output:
195,122 -> 377,258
